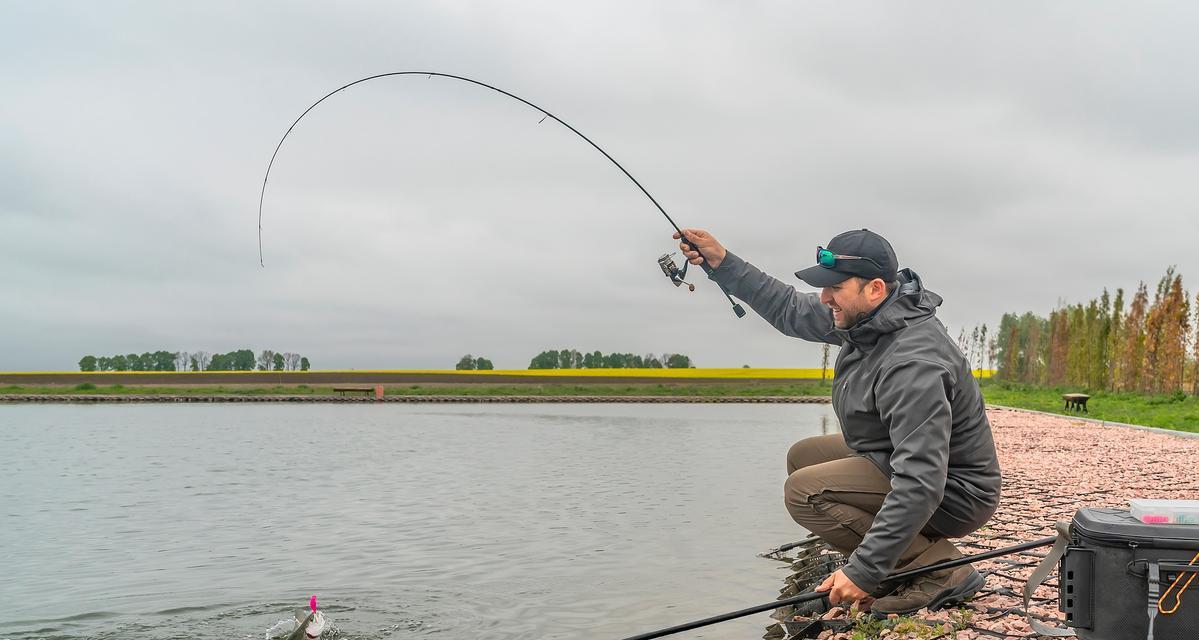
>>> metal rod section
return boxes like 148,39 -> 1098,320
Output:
620,535 -> 1057,640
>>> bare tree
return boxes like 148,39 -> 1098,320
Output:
194,351 -> 211,371
257,350 -> 275,371
285,352 -> 302,371
174,351 -> 189,372
821,343 -> 831,383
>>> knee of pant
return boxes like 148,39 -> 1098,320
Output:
783,469 -> 818,512
787,438 -> 823,474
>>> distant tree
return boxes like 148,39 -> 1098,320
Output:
112,354 -> 129,371
474,356 -> 494,370
194,351 -> 211,371
284,352 -> 301,371
233,349 -> 255,371
821,343 -> 831,382
272,352 -> 285,371
1117,283 -> 1149,392
300,357 -> 310,371
529,350 -> 559,369
456,354 -> 476,370
97,356 -> 113,372
979,324 -> 988,377
79,355 -> 98,372
665,353 -> 692,368
969,326 -> 980,376
646,355 -> 663,368
153,350 -> 175,371
189,356 -> 200,372
742,364 -> 750,368
207,353 -> 228,371
174,352 -> 189,372
257,350 -> 275,371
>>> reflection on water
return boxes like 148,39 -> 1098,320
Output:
0,403 -> 835,639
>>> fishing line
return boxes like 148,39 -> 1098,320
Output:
257,71 -> 745,317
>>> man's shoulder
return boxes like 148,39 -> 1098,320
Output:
880,317 -> 962,369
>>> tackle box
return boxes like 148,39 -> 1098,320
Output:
1059,508 -> 1199,639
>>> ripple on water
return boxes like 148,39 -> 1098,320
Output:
1,403 -> 835,639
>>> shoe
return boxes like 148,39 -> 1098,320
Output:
870,576 -> 904,599
870,566 -> 984,616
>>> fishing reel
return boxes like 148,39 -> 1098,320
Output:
657,252 -> 695,292
657,238 -> 747,318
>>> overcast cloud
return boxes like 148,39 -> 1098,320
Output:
3,1 -> 1198,370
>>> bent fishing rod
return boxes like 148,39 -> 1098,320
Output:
620,535 -> 1057,640
257,71 -> 745,318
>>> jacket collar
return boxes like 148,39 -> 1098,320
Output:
826,269 -> 942,348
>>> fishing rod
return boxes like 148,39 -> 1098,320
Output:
257,71 -> 745,318
620,535 -> 1057,640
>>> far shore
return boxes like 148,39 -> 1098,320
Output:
2,371 -> 1194,436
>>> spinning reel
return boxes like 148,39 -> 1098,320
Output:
657,252 -> 695,292
657,237 -> 746,318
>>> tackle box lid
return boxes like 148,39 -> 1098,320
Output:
1072,508 -> 1199,549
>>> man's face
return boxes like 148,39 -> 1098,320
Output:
820,278 -> 881,329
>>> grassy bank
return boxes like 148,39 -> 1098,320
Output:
0,381 -> 835,398
979,380 -> 1199,434
6,378 -> 1196,435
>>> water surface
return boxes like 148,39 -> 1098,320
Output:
0,403 -> 835,639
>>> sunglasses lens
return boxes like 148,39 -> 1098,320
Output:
817,249 -> 835,268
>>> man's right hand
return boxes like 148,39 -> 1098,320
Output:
673,228 -> 727,270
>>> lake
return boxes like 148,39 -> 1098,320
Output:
0,403 -> 836,639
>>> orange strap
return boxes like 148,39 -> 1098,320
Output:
1158,550 -> 1199,615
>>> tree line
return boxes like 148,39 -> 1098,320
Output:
995,266 -> 1197,394
528,349 -> 692,369
455,354 -> 495,370
79,349 -> 310,372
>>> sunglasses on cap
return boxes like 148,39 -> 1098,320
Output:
816,246 -> 885,271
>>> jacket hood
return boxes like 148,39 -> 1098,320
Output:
829,268 -> 943,347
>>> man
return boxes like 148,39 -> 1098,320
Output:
675,228 -> 1001,616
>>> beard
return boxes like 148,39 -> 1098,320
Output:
835,308 -> 870,329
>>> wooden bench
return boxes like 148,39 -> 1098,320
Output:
333,387 -> 375,397
1062,393 -> 1091,413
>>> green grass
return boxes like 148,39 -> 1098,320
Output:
8,377 -> 1194,434
841,606 -> 971,639
980,380 -> 1199,434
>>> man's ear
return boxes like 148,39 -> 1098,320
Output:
871,278 -> 888,301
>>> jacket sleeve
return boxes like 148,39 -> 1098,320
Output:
708,251 -> 842,345
840,359 -> 954,593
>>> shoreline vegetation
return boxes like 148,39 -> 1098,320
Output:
2,370 -> 1196,434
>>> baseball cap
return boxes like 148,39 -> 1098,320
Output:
794,229 -> 898,287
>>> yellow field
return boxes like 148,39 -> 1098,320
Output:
4,367 -> 995,378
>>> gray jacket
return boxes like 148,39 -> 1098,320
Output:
710,252 -> 1001,592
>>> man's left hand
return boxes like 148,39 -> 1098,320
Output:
815,569 -> 869,606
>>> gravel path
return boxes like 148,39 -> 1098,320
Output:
774,407 -> 1199,639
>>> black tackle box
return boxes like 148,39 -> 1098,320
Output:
1060,508 -> 1199,639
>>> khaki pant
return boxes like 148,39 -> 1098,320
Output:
784,433 -> 962,579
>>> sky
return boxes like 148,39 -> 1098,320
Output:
3,1 -> 1199,371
